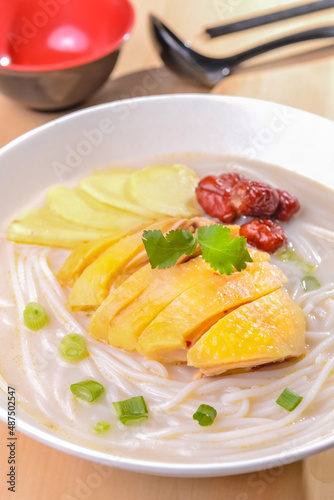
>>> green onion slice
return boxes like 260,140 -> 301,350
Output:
301,275 -> 321,292
193,404 -> 217,426
113,396 -> 148,426
93,421 -> 110,434
70,380 -> 104,403
275,246 -> 315,274
23,302 -> 49,331
276,388 -> 303,411
58,334 -> 88,363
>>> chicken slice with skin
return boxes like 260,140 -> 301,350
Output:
187,288 -> 306,376
67,218 -> 178,310
89,218 -> 238,335
107,256 -> 214,350
136,251 -> 287,362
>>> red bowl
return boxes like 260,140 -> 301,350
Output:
0,0 -> 135,110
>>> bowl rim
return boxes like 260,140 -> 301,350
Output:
0,0 -> 135,73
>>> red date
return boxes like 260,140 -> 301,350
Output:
231,180 -> 279,218
196,172 -> 300,231
274,190 -> 300,222
195,174 -> 242,223
240,218 -> 287,253
216,172 -> 246,190
195,187 -> 236,223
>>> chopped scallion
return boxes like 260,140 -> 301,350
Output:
23,302 -> 48,331
58,334 -> 88,363
301,275 -> 321,292
275,246 -> 315,274
193,404 -> 217,426
113,396 -> 148,425
70,380 -> 104,403
93,421 -> 110,434
276,388 -> 303,411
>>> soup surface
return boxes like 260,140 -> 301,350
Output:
1,154 -> 334,465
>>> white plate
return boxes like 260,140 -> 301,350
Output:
1,94 -> 334,477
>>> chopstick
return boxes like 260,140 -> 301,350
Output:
206,0 -> 334,38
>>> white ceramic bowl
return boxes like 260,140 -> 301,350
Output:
1,95 -> 334,477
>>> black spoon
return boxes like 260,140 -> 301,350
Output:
150,14 -> 334,87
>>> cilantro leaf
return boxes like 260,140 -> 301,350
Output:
142,224 -> 253,275
197,225 -> 253,275
142,229 -> 198,269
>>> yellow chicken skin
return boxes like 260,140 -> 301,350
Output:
57,218 -> 177,288
107,256 -> 214,350
89,264 -> 155,342
67,218 -> 177,310
90,234 -> 243,345
87,217 -> 228,336
57,236 -> 127,288
136,257 -> 287,362
187,288 -> 306,376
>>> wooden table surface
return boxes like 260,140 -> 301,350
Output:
1,1 -> 334,498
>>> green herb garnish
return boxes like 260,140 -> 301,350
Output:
58,334 -> 88,363
142,225 -> 252,275
70,380 -> 104,403
276,388 -> 303,412
193,404 -> 217,426
301,275 -> 321,292
275,246 -> 315,274
113,396 -> 148,426
93,421 -> 111,434
23,302 -> 49,331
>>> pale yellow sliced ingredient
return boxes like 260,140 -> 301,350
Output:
187,288 -> 306,376
6,207 -> 114,249
126,164 -> 201,217
47,186 -> 152,232
107,256 -> 213,351
136,258 -> 287,361
67,219 -> 176,310
79,168 -> 158,218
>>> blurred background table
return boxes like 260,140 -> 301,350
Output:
1,0 -> 334,498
